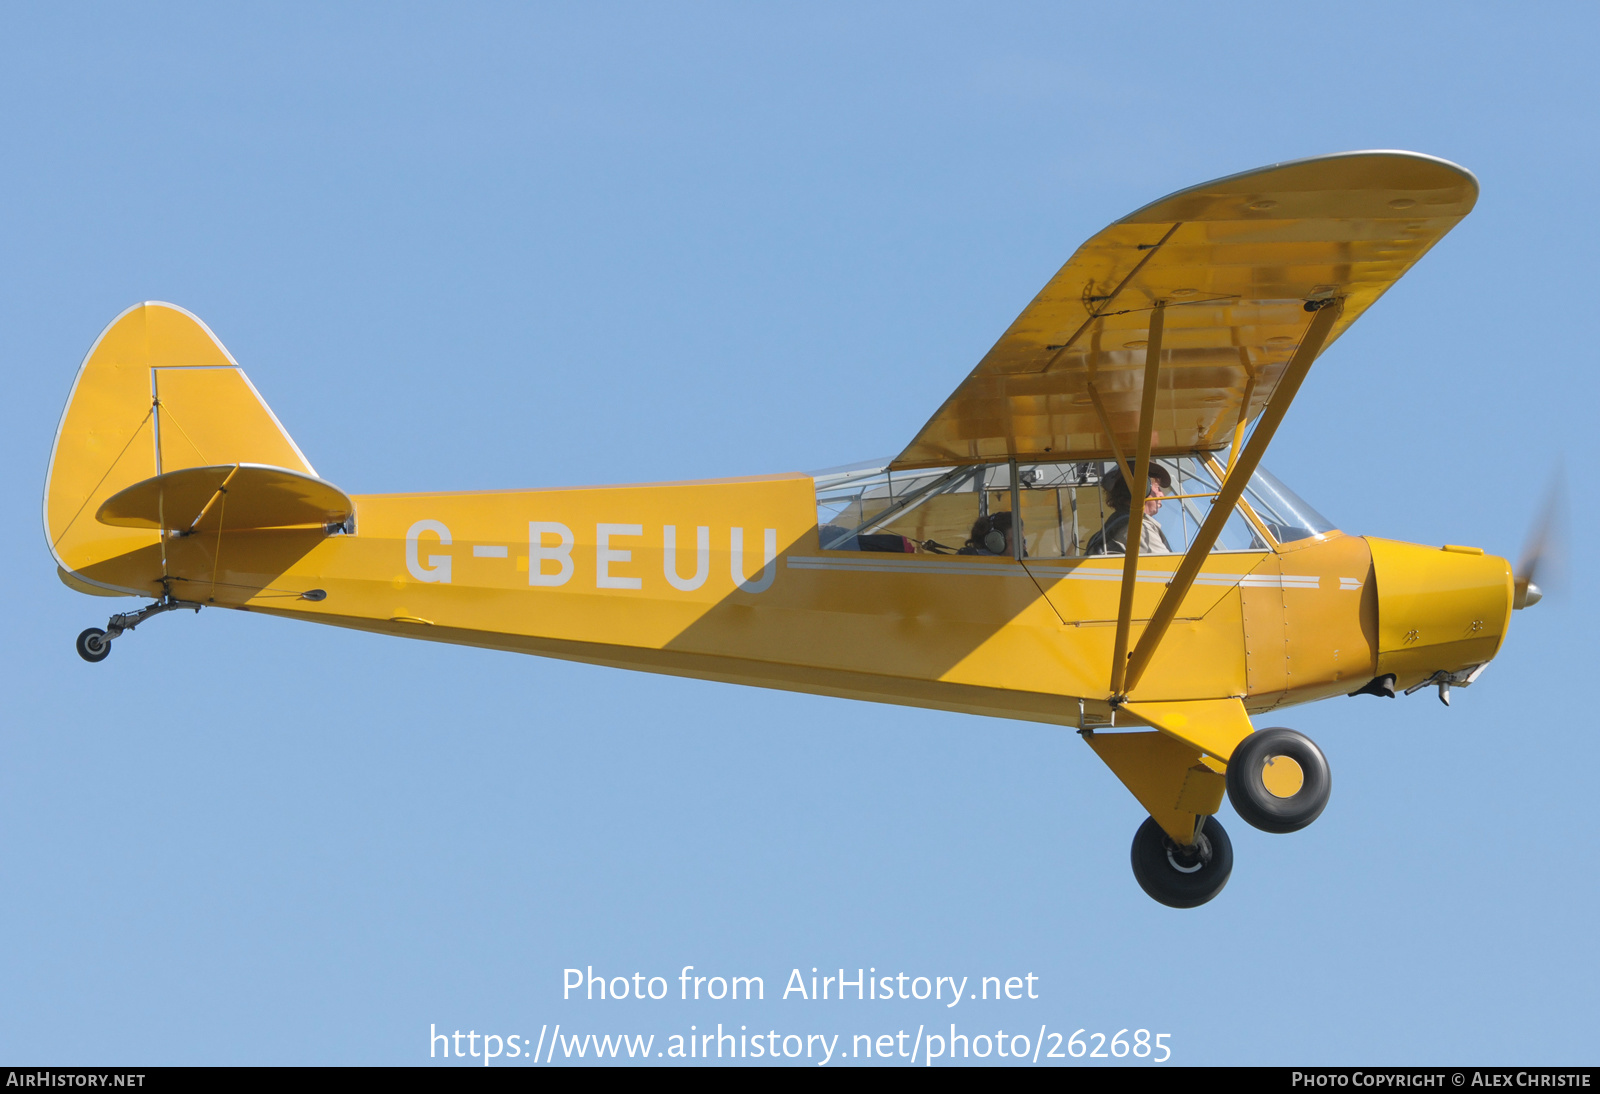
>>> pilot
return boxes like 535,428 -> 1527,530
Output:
960,510 -> 1019,557
1086,463 -> 1173,555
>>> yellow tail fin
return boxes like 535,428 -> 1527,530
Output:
45,302 -> 320,597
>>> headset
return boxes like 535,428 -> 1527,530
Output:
979,512 -> 1012,555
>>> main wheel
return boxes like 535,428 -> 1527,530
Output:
1130,815 -> 1233,908
1226,727 -> 1330,834
76,627 -> 111,663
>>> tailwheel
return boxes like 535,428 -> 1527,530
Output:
70,596 -> 202,665
1226,727 -> 1331,834
76,627 -> 111,663
1130,815 -> 1233,908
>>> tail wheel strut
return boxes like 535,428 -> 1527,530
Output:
73,595 -> 202,664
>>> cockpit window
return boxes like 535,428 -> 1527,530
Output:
813,456 -> 1276,557
1238,465 -> 1337,543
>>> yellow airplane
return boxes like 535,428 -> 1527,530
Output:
44,150 -> 1544,908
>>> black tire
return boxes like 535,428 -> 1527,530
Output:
1226,727 -> 1330,834
76,627 -> 111,663
1129,815 -> 1233,909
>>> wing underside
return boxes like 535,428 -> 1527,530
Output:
892,151 -> 1477,470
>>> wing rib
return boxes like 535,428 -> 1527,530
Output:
1039,222 -> 1181,371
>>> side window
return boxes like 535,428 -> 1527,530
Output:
1012,460 -> 1266,558
815,465 -> 984,553
1148,458 -> 1271,555
813,457 -> 1273,557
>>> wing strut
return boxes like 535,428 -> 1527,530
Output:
1108,301 -> 1165,697
1120,298 -> 1344,697
185,464 -> 239,535
1223,369 -> 1258,474
1087,382 -> 1135,485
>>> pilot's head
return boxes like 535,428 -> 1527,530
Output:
1104,463 -> 1172,515
969,510 -> 1015,554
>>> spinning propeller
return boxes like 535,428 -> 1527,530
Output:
1513,469 -> 1564,610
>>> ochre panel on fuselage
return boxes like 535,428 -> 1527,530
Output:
1239,534 -> 1378,711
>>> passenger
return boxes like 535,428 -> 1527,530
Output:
1086,464 -> 1173,555
959,510 -> 1019,557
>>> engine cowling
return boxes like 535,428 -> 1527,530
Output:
1364,538 -> 1513,692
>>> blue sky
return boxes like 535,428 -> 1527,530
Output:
2,2 -> 1595,1066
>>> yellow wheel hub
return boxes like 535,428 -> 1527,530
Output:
1261,756 -> 1305,798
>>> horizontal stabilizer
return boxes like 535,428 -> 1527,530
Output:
95,464 -> 353,534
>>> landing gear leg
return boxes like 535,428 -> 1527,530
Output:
1130,814 -> 1233,908
74,594 -> 202,663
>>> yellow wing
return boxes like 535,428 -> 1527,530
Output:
892,150 -> 1477,470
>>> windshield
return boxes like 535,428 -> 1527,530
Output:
1240,466 -> 1337,543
